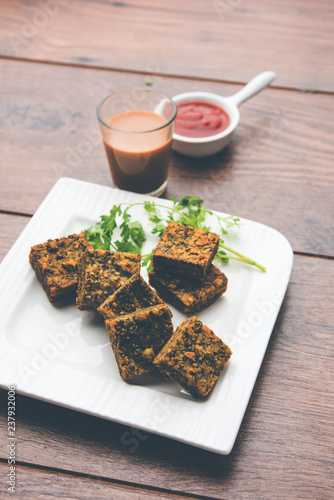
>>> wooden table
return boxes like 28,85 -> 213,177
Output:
0,1 -> 333,498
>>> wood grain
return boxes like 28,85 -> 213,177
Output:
0,254 -> 333,500
0,214 -> 30,261
0,0 -> 333,92
0,59 -> 333,256
0,463 -> 193,500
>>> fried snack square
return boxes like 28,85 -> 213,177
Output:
76,248 -> 141,311
29,232 -> 91,303
152,221 -> 219,282
149,265 -> 228,314
154,316 -> 232,398
105,304 -> 174,380
98,274 -> 163,320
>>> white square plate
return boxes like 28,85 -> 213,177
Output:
0,178 -> 293,454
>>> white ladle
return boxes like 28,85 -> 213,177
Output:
172,71 -> 276,157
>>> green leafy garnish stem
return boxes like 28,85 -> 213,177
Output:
219,252 -> 266,272
218,243 -> 266,272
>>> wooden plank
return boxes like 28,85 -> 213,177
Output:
0,0 -> 333,92
0,59 -> 333,256
0,463 -> 192,500
0,254 -> 333,499
0,214 -> 30,261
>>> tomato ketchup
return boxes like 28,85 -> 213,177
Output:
174,101 -> 230,138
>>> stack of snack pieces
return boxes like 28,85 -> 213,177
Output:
99,274 -> 174,380
149,221 -> 228,313
154,316 -> 232,398
29,226 -> 232,399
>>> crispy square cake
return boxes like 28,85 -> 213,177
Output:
148,265 -> 228,314
76,248 -> 141,311
152,221 -> 219,282
153,316 -> 232,398
29,232 -> 91,303
98,274 -> 163,320
105,304 -> 174,380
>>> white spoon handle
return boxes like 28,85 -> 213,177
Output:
228,71 -> 276,107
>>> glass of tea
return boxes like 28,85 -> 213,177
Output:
97,88 -> 177,196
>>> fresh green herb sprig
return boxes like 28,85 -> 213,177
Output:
85,204 -> 146,254
85,196 -> 266,272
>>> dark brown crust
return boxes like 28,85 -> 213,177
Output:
98,274 -> 163,320
29,232 -> 91,303
153,316 -> 232,398
148,265 -> 228,314
152,221 -> 220,282
105,304 -> 174,380
76,248 -> 141,311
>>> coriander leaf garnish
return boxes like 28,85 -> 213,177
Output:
100,204 -> 121,237
129,221 -> 146,248
85,222 -> 111,250
85,196 -> 266,272
85,206 -> 146,256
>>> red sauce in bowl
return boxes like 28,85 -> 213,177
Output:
174,100 -> 230,138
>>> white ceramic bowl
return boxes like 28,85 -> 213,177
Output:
172,71 -> 276,158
